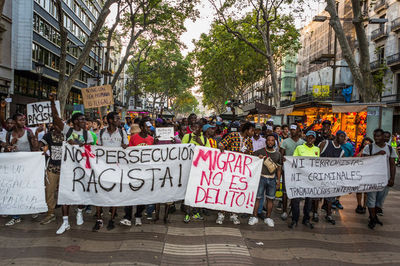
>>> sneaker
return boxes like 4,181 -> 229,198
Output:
5,218 -> 21,226
302,220 -> 314,229
331,202 -> 337,209
355,205 -> 365,214
368,217 -> 376,229
40,214 -> 56,225
325,215 -> 336,225
192,212 -> 204,220
376,207 -> 383,216
264,217 -> 275,227
32,214 -> 39,219
288,221 -> 297,229
276,202 -> 283,211
375,216 -> 383,226
312,212 -> 319,223
120,218 -> 132,226
281,212 -> 288,221
76,210 -> 84,225
92,220 -> 103,232
335,200 -> 343,210
56,221 -> 70,234
107,220 -> 115,231
135,217 -> 142,226
216,212 -> 224,224
248,216 -> 259,225
230,214 -> 240,225
184,214 -> 190,223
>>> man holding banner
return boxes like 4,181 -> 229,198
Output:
93,111 -> 129,232
363,128 -> 397,229
50,95 -> 93,234
216,122 -> 255,225
289,130 -> 320,229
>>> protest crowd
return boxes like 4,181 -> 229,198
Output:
0,96 -> 398,235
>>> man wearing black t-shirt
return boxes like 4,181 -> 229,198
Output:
39,124 -> 64,225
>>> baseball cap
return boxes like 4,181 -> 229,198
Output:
202,124 -> 216,132
216,121 -> 223,126
306,130 -> 316,138
336,130 -> 346,136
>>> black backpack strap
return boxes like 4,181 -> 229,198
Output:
118,128 -> 124,145
203,136 -> 208,146
6,131 -> 11,144
26,128 -> 35,151
369,144 -> 373,156
99,128 -> 106,146
65,128 -> 74,139
388,144 -> 393,156
83,130 -> 88,144
188,134 -> 192,143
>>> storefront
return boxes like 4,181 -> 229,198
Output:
242,102 -> 279,124
277,102 -> 369,148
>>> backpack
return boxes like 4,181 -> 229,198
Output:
6,128 -> 35,151
99,127 -> 124,146
369,143 -> 392,156
66,127 -> 88,144
188,133 -> 208,146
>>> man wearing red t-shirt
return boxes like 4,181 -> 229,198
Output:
121,119 -> 154,227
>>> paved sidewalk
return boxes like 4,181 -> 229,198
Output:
1,190 -> 400,265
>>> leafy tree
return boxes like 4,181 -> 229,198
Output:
127,39 -> 195,116
193,17 -> 298,112
172,91 -> 199,116
210,0 -> 301,105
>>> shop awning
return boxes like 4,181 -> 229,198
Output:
332,104 -> 368,113
276,106 -> 294,115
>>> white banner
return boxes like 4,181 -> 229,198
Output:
0,152 -> 47,215
58,143 -> 194,206
184,147 -> 262,214
284,155 -> 389,199
27,100 -> 61,125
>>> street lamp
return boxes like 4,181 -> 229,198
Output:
35,61 -> 45,98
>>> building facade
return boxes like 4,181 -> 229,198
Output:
0,0 -> 12,117
10,0 -> 103,116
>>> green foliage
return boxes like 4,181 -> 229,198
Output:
173,91 -> 199,115
127,39 -> 195,108
192,12 -> 300,112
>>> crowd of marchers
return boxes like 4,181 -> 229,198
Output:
0,96 -> 397,234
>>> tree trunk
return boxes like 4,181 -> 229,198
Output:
57,0 -> 118,117
325,0 -> 376,102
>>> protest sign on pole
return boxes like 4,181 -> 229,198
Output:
26,100 -> 61,125
155,127 -> 175,141
81,85 -> 114,109
184,146 -> 262,214
284,155 -> 389,199
0,152 -> 47,215
58,143 -> 194,206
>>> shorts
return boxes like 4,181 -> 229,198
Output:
367,186 -> 389,208
257,177 -> 276,200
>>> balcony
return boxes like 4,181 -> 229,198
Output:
374,0 -> 387,12
392,17 -> 400,32
310,53 -> 335,64
387,53 -> 400,67
279,91 -> 345,107
370,60 -> 385,72
371,27 -> 388,42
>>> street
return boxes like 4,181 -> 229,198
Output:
1,169 -> 400,265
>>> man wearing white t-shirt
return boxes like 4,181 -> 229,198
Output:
362,128 -> 397,229
93,111 -> 129,232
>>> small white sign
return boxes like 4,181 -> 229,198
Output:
156,127 -> 175,141
26,100 -> 61,125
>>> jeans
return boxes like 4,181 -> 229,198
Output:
367,186 -> 389,208
291,198 -> 312,223
123,205 -> 146,221
256,177 -> 276,200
